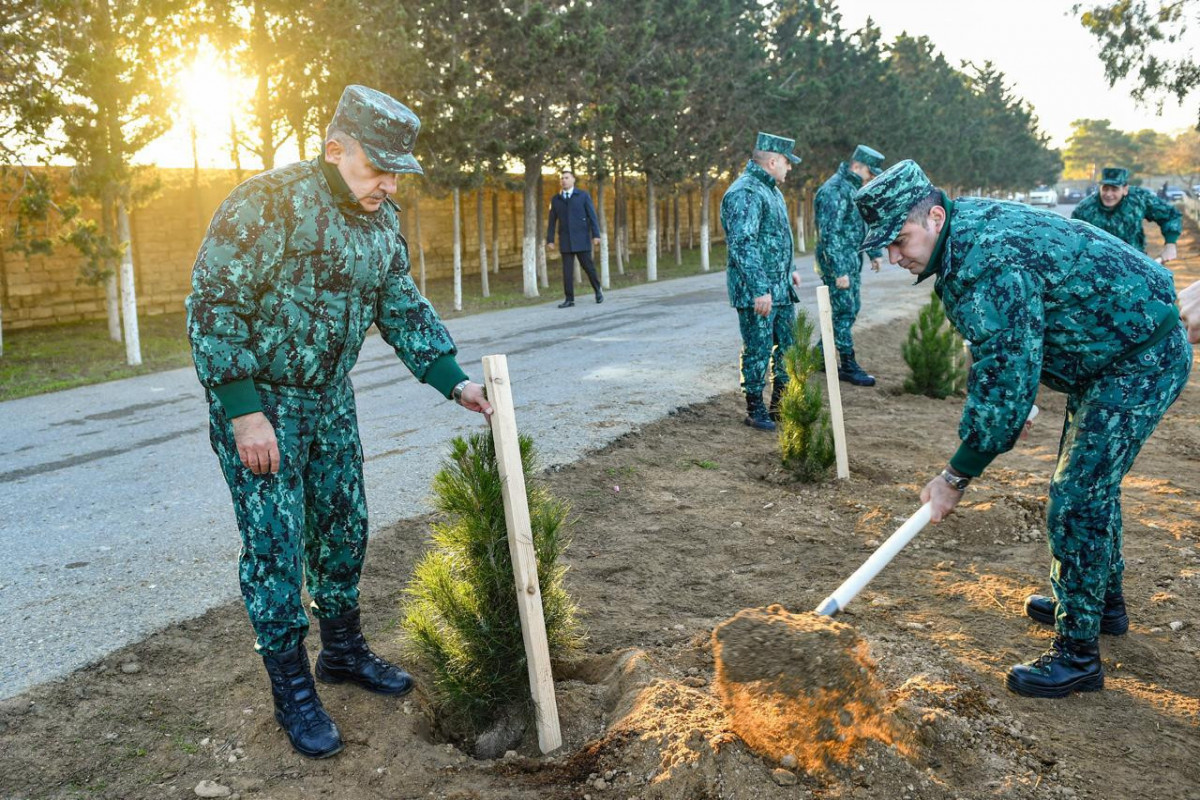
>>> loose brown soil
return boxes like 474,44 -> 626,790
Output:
3,221 -> 1199,800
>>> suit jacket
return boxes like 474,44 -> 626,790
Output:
546,189 -> 600,253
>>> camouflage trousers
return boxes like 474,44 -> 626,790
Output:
737,305 -> 796,396
1048,325 -> 1191,640
819,262 -> 862,355
209,378 -> 368,654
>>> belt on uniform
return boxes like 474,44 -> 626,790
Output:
1112,306 -> 1181,367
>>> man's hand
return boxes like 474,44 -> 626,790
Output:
592,237 -> 601,246
456,382 -> 493,418
1161,243 -> 1178,263
232,412 -> 279,476
753,292 -> 772,317
870,258 -> 881,273
920,474 -> 964,523
791,270 -> 803,292
1180,279 -> 1200,344
835,275 -> 850,290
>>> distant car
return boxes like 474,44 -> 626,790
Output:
1027,186 -> 1057,207
1192,183 -> 1200,197
1059,189 -> 1083,204
1164,186 -> 1188,202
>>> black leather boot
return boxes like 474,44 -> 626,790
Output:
743,393 -> 776,432
768,382 -> 786,421
1006,635 -> 1104,698
838,351 -> 876,387
1024,593 -> 1129,636
262,645 -> 344,758
316,608 -> 414,696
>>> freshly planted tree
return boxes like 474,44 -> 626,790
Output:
403,433 -> 582,748
902,293 -> 967,399
778,309 -> 836,481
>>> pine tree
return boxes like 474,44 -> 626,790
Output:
778,309 -> 836,481
902,293 -> 967,399
403,433 -> 583,740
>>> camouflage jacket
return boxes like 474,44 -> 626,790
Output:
814,162 -> 882,281
187,157 -> 466,418
720,160 -> 795,308
1070,186 -> 1182,252
919,195 -> 1180,477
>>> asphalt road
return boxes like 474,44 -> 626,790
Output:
0,253 -> 931,699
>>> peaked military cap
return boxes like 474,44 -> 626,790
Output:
854,159 -> 934,251
851,144 -> 885,175
755,131 -> 801,164
1100,166 -> 1129,187
330,85 -> 423,175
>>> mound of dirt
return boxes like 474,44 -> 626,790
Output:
712,604 -> 909,772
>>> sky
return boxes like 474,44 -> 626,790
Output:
832,0 -> 1195,147
141,0 -> 1196,169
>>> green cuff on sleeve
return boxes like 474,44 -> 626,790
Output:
212,378 -> 262,418
425,355 -> 470,399
1164,234 -> 1180,244
949,442 -> 1000,478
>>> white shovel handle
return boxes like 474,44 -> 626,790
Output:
814,404 -> 1039,616
815,503 -> 932,616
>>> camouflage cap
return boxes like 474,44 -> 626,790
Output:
1100,166 -> 1129,187
330,85 -> 423,175
755,131 -> 801,164
851,144 -> 885,175
854,159 -> 934,251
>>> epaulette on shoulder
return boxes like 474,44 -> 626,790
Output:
233,160 -> 318,198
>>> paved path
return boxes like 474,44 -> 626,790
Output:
0,254 -> 930,698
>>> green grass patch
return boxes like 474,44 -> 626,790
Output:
0,244 -> 727,401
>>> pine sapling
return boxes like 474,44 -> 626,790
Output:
902,293 -> 967,399
402,433 -> 582,742
778,308 -> 836,481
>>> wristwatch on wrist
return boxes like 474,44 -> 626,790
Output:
940,468 -> 971,492
451,379 -> 470,403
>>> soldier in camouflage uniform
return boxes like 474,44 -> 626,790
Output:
187,85 -> 493,758
814,144 -> 886,386
856,160 -> 1190,699
1071,166 -> 1181,260
720,132 -> 805,432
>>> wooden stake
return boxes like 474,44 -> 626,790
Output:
481,355 -> 563,754
815,286 -> 849,479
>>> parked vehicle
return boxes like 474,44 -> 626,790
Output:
1027,186 -> 1057,207
1164,186 -> 1188,203
1059,189 -> 1083,204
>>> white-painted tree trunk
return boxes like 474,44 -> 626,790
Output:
536,173 -> 548,288
700,178 -> 712,273
477,188 -> 489,297
452,187 -> 463,311
596,179 -> 610,289
522,160 -> 540,297
413,193 -> 427,295
117,200 -> 141,366
105,275 -> 121,341
491,190 -> 500,274
646,178 -> 657,282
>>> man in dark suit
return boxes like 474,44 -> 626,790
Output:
546,169 -> 603,308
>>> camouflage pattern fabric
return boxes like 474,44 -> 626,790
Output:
1071,187 -> 1182,253
721,159 -> 796,396
1048,327 -> 1190,640
721,160 -> 795,309
814,162 -> 881,353
329,84 -> 423,175
209,379 -> 368,653
736,307 -> 796,396
924,195 -> 1181,477
187,156 -> 464,654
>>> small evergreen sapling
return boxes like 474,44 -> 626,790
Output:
403,433 -> 582,740
902,293 -> 967,399
777,309 -> 836,481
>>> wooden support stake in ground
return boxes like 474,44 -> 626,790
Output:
481,354 -> 563,754
815,286 -> 849,479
